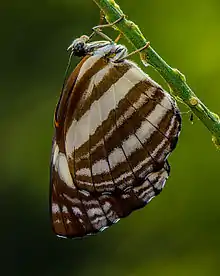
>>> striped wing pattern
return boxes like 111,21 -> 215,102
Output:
50,53 -> 181,238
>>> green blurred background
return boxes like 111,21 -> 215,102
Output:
1,0 -> 220,275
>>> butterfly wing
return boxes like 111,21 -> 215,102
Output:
50,54 -> 181,238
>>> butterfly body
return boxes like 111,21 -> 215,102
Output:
50,37 -> 181,238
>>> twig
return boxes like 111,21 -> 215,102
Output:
92,0 -> 220,149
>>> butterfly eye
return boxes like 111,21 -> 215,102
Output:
68,37 -> 88,56
72,41 -> 86,56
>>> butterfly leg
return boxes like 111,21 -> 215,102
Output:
90,15 -> 125,42
114,32 -> 123,43
120,42 -> 151,61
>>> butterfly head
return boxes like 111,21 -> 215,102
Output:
67,35 -> 90,57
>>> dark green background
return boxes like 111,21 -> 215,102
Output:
1,0 -> 220,275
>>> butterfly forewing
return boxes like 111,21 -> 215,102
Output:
50,42 -> 181,238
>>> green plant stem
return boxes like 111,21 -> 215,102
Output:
93,0 -> 220,148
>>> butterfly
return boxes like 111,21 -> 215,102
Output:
50,35 -> 181,238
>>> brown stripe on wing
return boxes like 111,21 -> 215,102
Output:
70,90 -> 117,232
51,177 -> 86,237
116,109 -> 179,187
73,66 -> 145,217
100,188 -> 145,219
122,104 -> 179,180
55,56 -> 92,153
50,139 -> 104,238
73,76 -> 116,193
74,97 -> 179,192
111,83 -> 146,213
73,79 -> 159,163
66,62 -> 133,162
64,56 -> 108,132
74,84 -> 165,174
153,109 -> 181,164
51,149 -> 120,235
73,84 -> 180,207
55,56 -> 90,129
72,64 -> 177,164
73,94 -> 166,195
134,97 -> 181,165
83,75 -> 145,217
124,91 -> 180,159
72,144 -> 113,232
120,91 -> 180,203
88,109 -> 121,224
107,82 -> 164,202
78,190 -> 109,232
89,102 -> 116,193
133,161 -> 170,203
51,181 -> 67,236
88,82 -> 139,221
50,163 -> 94,238
122,60 -> 175,110
73,61 -> 132,121
122,76 -> 181,163
74,125 -> 95,193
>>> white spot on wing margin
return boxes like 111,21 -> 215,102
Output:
55,152 -> 74,187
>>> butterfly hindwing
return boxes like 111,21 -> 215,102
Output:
50,41 -> 181,238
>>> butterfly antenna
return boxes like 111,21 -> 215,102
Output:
61,50 -> 74,91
